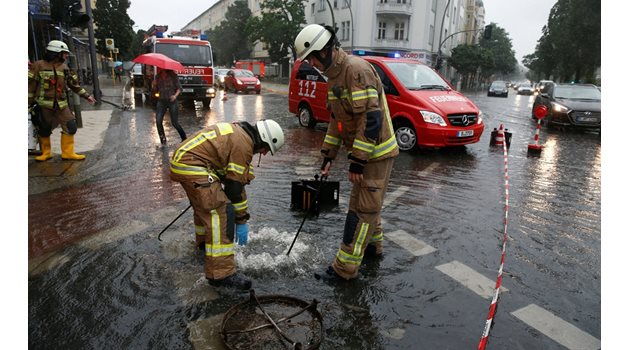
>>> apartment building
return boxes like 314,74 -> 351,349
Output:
180,0 -> 486,79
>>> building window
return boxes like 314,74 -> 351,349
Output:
431,0 -> 437,12
397,0 -> 407,3
333,0 -> 338,8
319,0 -> 325,11
429,24 -> 434,46
378,22 -> 387,40
311,3 -> 315,15
342,0 -> 350,8
394,23 -> 405,40
380,0 -> 388,3
341,21 -> 350,41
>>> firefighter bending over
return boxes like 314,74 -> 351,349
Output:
294,24 -> 399,282
170,120 -> 284,290
28,40 -> 96,161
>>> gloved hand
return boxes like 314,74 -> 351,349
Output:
236,223 -> 249,246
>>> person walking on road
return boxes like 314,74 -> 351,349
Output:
169,120 -> 285,290
294,24 -> 399,282
28,40 -> 96,161
152,68 -> 186,145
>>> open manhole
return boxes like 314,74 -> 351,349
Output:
220,290 -> 323,349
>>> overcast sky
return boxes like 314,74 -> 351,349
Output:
127,0 -> 554,64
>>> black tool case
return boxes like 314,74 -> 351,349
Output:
291,177 -> 339,213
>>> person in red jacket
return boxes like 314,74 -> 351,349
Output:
28,40 -> 96,161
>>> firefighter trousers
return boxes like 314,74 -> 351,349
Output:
177,178 -> 237,280
332,157 -> 395,279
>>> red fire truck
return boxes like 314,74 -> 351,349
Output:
140,25 -> 216,108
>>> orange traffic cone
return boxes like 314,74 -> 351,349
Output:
494,124 -> 505,146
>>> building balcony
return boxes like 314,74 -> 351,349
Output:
376,2 -> 413,17
373,38 -> 411,50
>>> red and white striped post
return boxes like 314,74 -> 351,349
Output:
528,105 -> 547,154
494,124 -> 505,146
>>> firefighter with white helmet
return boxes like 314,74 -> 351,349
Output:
294,24 -> 399,282
169,120 -> 284,290
28,40 -> 96,161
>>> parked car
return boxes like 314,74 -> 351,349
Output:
488,80 -> 508,97
214,68 -> 230,88
224,69 -> 261,94
289,56 -> 484,151
535,80 -> 554,94
517,83 -> 535,95
131,64 -> 144,100
531,83 -> 601,131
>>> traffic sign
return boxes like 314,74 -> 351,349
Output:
105,38 -> 115,50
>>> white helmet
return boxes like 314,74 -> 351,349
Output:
46,40 -> 70,53
256,120 -> 284,155
294,24 -> 332,61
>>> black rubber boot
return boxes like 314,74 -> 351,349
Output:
207,273 -> 252,290
314,266 -> 346,284
363,244 -> 382,260
159,134 -> 167,145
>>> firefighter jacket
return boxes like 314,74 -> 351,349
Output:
321,49 -> 399,173
28,60 -> 90,110
170,122 -> 256,223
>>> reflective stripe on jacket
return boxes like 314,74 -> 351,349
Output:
28,60 -> 89,109
321,49 -> 399,165
170,122 -> 255,216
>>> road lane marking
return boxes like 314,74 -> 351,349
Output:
420,162 -> 439,175
511,304 -> 600,350
387,229 -> 436,256
435,260 -> 508,299
383,186 -> 409,208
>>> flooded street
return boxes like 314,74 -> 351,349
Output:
28,89 -> 600,349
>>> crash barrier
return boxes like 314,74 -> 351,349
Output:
290,176 -> 339,214
221,290 -> 323,349
478,132 -> 510,350
489,124 -> 512,148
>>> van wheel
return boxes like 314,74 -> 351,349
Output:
394,120 -> 417,151
298,105 -> 316,128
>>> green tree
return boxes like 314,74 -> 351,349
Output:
93,0 -> 135,60
205,0 -> 253,66
478,23 -> 517,78
524,0 -> 600,83
246,0 -> 306,64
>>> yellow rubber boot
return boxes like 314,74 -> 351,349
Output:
34,137 -> 53,161
61,133 -> 86,160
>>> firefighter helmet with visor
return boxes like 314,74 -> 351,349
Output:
294,24 -> 333,61
46,40 -> 70,53
256,120 -> 284,155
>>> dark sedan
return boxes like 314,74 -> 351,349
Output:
488,80 -> 508,97
532,83 -> 601,131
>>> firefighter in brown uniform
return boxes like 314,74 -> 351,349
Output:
295,24 -> 399,282
28,40 -> 96,161
170,120 -> 284,290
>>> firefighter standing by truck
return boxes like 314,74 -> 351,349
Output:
169,120 -> 284,290
294,24 -> 399,282
28,40 -> 96,161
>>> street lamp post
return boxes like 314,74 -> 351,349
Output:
85,0 -> 101,102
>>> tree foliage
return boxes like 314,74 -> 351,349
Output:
93,0 -> 136,60
205,0 -> 253,66
523,0 -> 600,83
246,0 -> 306,64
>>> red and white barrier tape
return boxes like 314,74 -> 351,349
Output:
478,137 -> 510,350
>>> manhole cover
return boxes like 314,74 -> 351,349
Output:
221,290 -> 323,350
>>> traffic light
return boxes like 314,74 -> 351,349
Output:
483,25 -> 492,40
69,1 -> 91,28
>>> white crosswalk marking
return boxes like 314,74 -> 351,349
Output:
435,260 -> 508,299
511,304 -> 600,350
383,186 -> 410,208
420,162 -> 440,175
386,229 -> 436,256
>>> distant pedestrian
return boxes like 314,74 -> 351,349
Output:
151,68 -> 186,144
169,120 -> 285,290
28,40 -> 96,161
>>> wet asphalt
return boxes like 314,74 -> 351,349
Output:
27,85 -> 601,349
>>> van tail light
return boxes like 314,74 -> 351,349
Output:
420,110 -> 447,127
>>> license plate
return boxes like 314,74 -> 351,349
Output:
182,88 -> 193,93
577,116 -> 597,122
247,86 -> 254,89
457,130 -> 474,137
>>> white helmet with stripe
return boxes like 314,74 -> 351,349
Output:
256,120 -> 284,155
294,24 -> 332,61
46,40 -> 70,53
